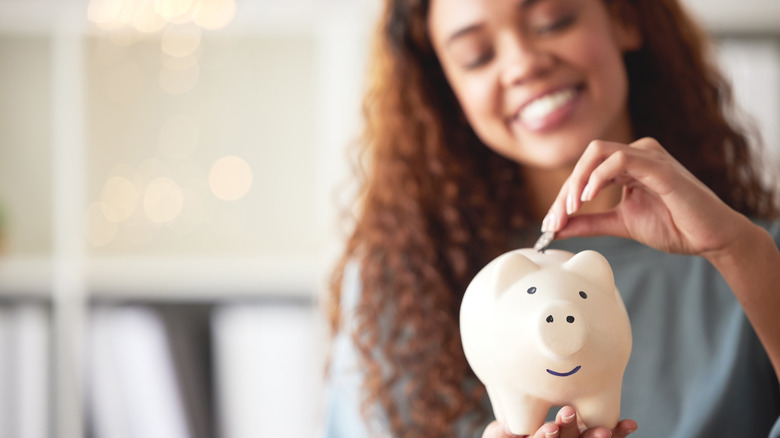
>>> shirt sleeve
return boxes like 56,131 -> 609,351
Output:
322,261 -> 371,438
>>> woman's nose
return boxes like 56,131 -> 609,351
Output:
499,34 -> 554,86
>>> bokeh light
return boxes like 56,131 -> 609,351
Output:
209,156 -> 253,201
144,177 -> 184,224
101,176 -> 138,222
154,0 -> 196,22
161,23 -> 202,58
132,0 -> 168,33
88,0 -> 131,30
88,0 -> 235,31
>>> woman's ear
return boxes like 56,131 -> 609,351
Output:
610,0 -> 643,52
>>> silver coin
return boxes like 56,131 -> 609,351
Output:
533,231 -> 555,253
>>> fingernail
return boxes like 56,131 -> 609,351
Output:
545,429 -> 559,438
554,211 -> 564,231
562,413 -> 576,423
581,184 -> 593,202
543,212 -> 558,232
566,193 -> 576,215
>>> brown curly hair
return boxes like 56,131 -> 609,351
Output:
327,0 -> 779,436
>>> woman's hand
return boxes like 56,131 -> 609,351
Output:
542,137 -> 754,258
543,137 -> 780,379
481,406 -> 637,438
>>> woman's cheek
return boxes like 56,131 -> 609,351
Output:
465,76 -> 503,129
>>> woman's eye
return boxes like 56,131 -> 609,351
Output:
534,14 -> 576,34
463,49 -> 495,70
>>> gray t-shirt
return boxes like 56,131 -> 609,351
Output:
324,220 -> 780,437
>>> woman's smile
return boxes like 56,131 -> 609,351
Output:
512,83 -> 584,132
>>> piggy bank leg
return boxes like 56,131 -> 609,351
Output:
574,387 -> 622,430
493,389 -> 548,436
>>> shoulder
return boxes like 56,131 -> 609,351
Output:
323,260 -> 393,438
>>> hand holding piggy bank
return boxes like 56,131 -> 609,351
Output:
460,249 -> 632,435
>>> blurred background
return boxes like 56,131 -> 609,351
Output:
0,0 -> 777,437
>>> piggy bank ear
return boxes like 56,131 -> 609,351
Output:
562,250 -> 615,292
491,252 -> 540,299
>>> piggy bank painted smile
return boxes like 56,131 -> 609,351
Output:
460,249 -> 632,435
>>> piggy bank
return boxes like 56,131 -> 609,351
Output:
460,249 -> 631,435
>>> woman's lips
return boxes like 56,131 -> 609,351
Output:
513,85 -> 583,132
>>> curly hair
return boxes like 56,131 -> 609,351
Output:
327,0 -> 779,436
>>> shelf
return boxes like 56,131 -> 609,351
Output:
87,255 -> 321,300
0,256 -> 53,297
0,254 -> 321,300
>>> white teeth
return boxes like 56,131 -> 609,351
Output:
518,88 -> 577,121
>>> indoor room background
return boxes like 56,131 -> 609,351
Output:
0,0 -> 777,437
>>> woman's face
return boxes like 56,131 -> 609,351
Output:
428,0 -> 641,170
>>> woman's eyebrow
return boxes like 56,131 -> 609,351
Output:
520,0 -> 544,8
444,0 -> 545,49
445,23 -> 485,49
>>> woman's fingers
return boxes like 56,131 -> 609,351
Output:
566,140 -> 625,212
533,422 -> 560,438
582,139 -> 679,203
543,140 -> 628,232
612,419 -> 639,437
579,427 -> 613,438
554,406 -> 637,438
554,210 -> 625,240
482,420 -> 543,438
580,419 -> 638,438
482,413 -> 637,438
481,419 -> 563,438
555,406 -> 580,438
543,137 -> 675,233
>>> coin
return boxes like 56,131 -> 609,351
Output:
533,231 -> 555,253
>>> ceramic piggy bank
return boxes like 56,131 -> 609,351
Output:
460,249 -> 631,435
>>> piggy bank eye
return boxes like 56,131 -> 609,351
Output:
527,287 -> 537,294
579,291 -> 588,299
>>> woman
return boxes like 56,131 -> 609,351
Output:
325,0 -> 780,437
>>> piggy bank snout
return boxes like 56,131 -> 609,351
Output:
536,301 -> 586,359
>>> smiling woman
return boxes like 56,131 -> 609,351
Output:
324,0 -> 780,437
